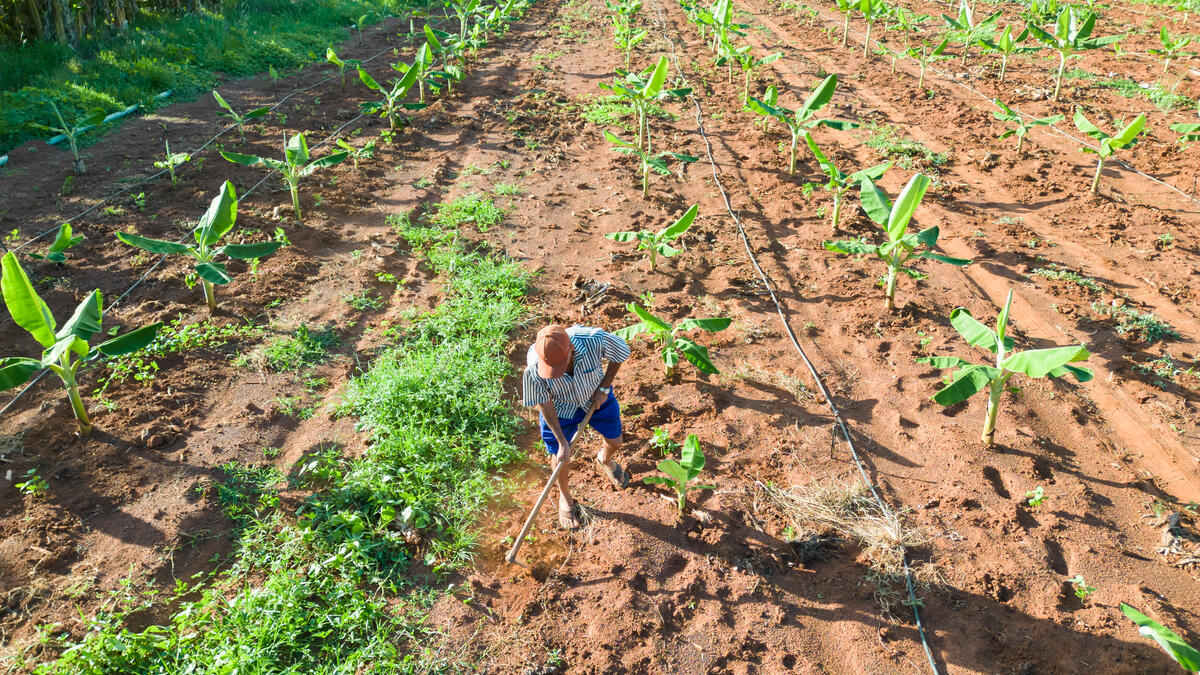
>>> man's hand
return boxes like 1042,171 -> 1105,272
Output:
591,388 -> 608,411
555,438 -> 571,464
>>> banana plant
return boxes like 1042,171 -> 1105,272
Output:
728,46 -> 781,102
744,84 -> 778,132
326,47 -> 362,92
918,290 -> 1092,445
448,0 -> 482,41
1,252 -> 162,436
1171,104 -> 1200,146
222,133 -> 348,221
746,74 -> 858,175
642,434 -> 715,515
393,43 -> 433,102
1120,604 -> 1200,672
1149,27 -> 1193,75
40,103 -> 106,174
941,0 -> 1002,65
604,204 -> 698,270
1073,111 -> 1145,195
992,99 -> 1063,155
906,39 -> 950,89
603,130 -> 697,197
1026,7 -> 1123,102
858,0 -> 889,59
824,173 -> 971,311
335,138 -> 376,169
598,56 -> 691,153
356,63 -> 425,129
117,181 -> 285,312
833,0 -> 855,47
154,138 -> 190,186
28,223 -> 82,263
212,90 -> 269,141
612,17 -> 648,68
982,25 -> 1041,82
614,303 -> 731,377
804,132 -> 890,233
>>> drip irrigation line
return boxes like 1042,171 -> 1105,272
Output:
5,16 -> 453,257
800,2 -> 1200,207
650,2 -> 940,672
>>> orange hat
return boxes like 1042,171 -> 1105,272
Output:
534,325 -> 572,378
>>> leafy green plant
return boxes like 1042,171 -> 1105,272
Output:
155,138 -> 191,186
608,0 -> 647,67
858,0 -> 889,59
40,103 -> 105,174
726,46 -> 781,102
642,433 -> 715,515
824,173 -> 970,311
212,90 -> 269,141
1171,105 -> 1200,146
117,181 -> 285,312
804,131 -> 890,233
28,223 -> 83,263
604,204 -> 698,270
1026,485 -> 1045,507
222,133 -> 349,220
603,130 -> 697,197
356,62 -> 425,129
906,39 -> 950,90
745,84 -> 778,132
1026,7 -> 1123,102
983,25 -> 1041,82
1,252 -> 162,436
1121,603 -> 1200,672
746,74 -> 858,175
992,99 -> 1063,154
1072,111 -> 1145,195
918,290 -> 1093,445
941,0 -> 1002,65
598,56 -> 691,153
326,47 -> 363,92
1150,27 -> 1193,75
14,468 -> 48,498
1068,575 -> 1096,601
615,303 -> 731,377
833,0 -> 855,47
650,426 -> 681,456
335,138 -> 376,170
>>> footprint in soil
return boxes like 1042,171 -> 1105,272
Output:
1043,538 -> 1069,575
982,465 -> 1011,499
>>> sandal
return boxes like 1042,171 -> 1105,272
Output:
558,503 -> 581,530
596,458 -> 630,489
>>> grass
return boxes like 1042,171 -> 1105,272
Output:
1030,265 -> 1107,294
1092,302 -> 1180,343
233,324 -> 340,372
429,191 -> 506,232
32,205 -> 530,673
0,0 -> 415,153
581,95 -> 677,132
862,122 -> 949,170
1064,68 -> 1196,112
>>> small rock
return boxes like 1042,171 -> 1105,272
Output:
144,433 -> 172,449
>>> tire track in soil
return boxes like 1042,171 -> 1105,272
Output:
725,0 -> 1200,503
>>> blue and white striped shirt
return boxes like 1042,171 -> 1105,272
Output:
522,326 -> 631,419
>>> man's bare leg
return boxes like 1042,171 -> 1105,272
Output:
597,434 -> 622,470
552,452 -> 579,529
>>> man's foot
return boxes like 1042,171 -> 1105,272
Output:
595,457 -> 630,489
558,502 -> 580,530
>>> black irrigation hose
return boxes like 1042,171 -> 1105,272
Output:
649,1 -> 940,672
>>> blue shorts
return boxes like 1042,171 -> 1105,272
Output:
540,391 -> 622,456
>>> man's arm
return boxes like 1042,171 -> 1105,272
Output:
592,361 -> 622,409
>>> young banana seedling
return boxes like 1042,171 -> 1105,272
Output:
356,62 -> 425,129
643,433 -> 715,516
982,24 -> 1041,82
992,99 -> 1063,155
1171,104 -> 1200,146
326,48 -> 363,92
941,0 -> 1003,65
212,90 -> 269,141
40,103 -> 106,174
858,0 -> 889,59
393,43 -> 433,102
726,46 -> 781,102
1120,604 -> 1200,672
1149,27 -> 1193,75
918,290 -> 1092,445
1026,7 -> 1123,102
824,173 -> 971,311
1072,111 -> 1145,195
154,138 -> 190,186
604,204 -> 698,270
603,130 -> 697,197
615,303 -> 731,377
746,74 -> 858,175
222,133 -> 348,220
906,39 -> 951,90
1,252 -> 162,436
833,0 -> 855,47
117,181 -> 286,312
28,223 -> 83,263
804,132 -> 890,233
598,56 -> 691,153
335,138 -> 376,170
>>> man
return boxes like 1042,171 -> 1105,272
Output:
523,324 -> 631,529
